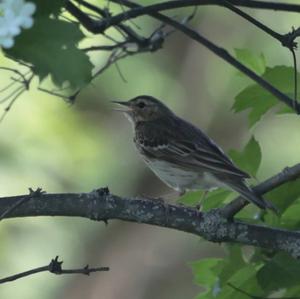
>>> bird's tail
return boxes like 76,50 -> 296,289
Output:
228,181 -> 278,214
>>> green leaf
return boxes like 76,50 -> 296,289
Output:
232,66 -> 300,127
178,189 -> 230,210
193,251 -> 265,299
218,245 -> 246,286
235,49 -> 266,75
201,189 -> 231,211
6,18 -> 93,88
190,258 -> 222,288
218,265 -> 263,299
265,180 -> 300,214
32,0 -> 64,16
281,202 -> 300,229
257,252 -> 300,292
229,136 -> 261,177
178,190 -> 203,207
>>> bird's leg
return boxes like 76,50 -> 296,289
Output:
179,190 -> 186,197
196,190 -> 209,211
141,191 -> 177,203
175,190 -> 187,207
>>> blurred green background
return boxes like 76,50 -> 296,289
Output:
0,2 -> 299,298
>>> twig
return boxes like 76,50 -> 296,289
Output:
0,81 -> 17,93
72,0 -> 148,44
0,85 -> 24,104
291,48 -> 298,110
0,67 -> 28,84
114,61 -> 127,83
76,0 -> 300,33
37,87 -> 72,101
221,164 -> 300,219
0,256 -> 109,284
223,1 -> 284,44
103,0 -> 300,113
0,87 -> 26,123
81,43 -> 127,52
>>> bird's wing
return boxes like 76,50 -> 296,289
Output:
135,120 -> 249,179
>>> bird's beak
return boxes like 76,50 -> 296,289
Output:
111,100 -> 132,112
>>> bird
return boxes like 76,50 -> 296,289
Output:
113,95 -> 276,212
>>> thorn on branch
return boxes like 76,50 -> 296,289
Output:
28,187 -> 46,197
90,187 -> 110,224
94,187 -> 110,196
48,256 -> 63,274
281,26 -> 300,50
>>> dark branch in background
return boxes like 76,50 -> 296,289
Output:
74,0 -> 300,23
0,256 -> 109,284
223,1 -> 298,50
60,1 -> 195,102
0,66 -> 33,121
1,163 -> 300,258
79,0 -> 300,113
1,0 -> 299,108
291,48 -> 298,105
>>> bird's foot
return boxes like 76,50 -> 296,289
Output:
195,203 -> 202,211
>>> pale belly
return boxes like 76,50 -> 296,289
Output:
145,159 -> 224,192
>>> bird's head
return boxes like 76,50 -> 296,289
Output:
112,95 -> 173,124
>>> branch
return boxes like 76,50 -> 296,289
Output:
74,0 -> 300,22
108,0 -> 300,50
220,163 -> 300,218
1,164 -> 300,258
66,0 -> 300,113
0,256 -> 109,284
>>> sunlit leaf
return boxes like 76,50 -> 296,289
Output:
235,49 -> 266,75
201,189 -> 231,211
232,66 -> 300,127
178,189 -> 231,210
178,190 -> 203,207
190,258 -> 222,288
6,18 -> 93,88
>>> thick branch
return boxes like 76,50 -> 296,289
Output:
1,163 -> 300,258
1,192 -> 300,256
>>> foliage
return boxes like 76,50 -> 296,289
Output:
190,50 -> 300,299
232,66 -> 300,127
4,0 -> 92,88
235,48 -> 266,75
0,0 -> 299,298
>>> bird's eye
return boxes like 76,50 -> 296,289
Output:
137,101 -> 145,109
